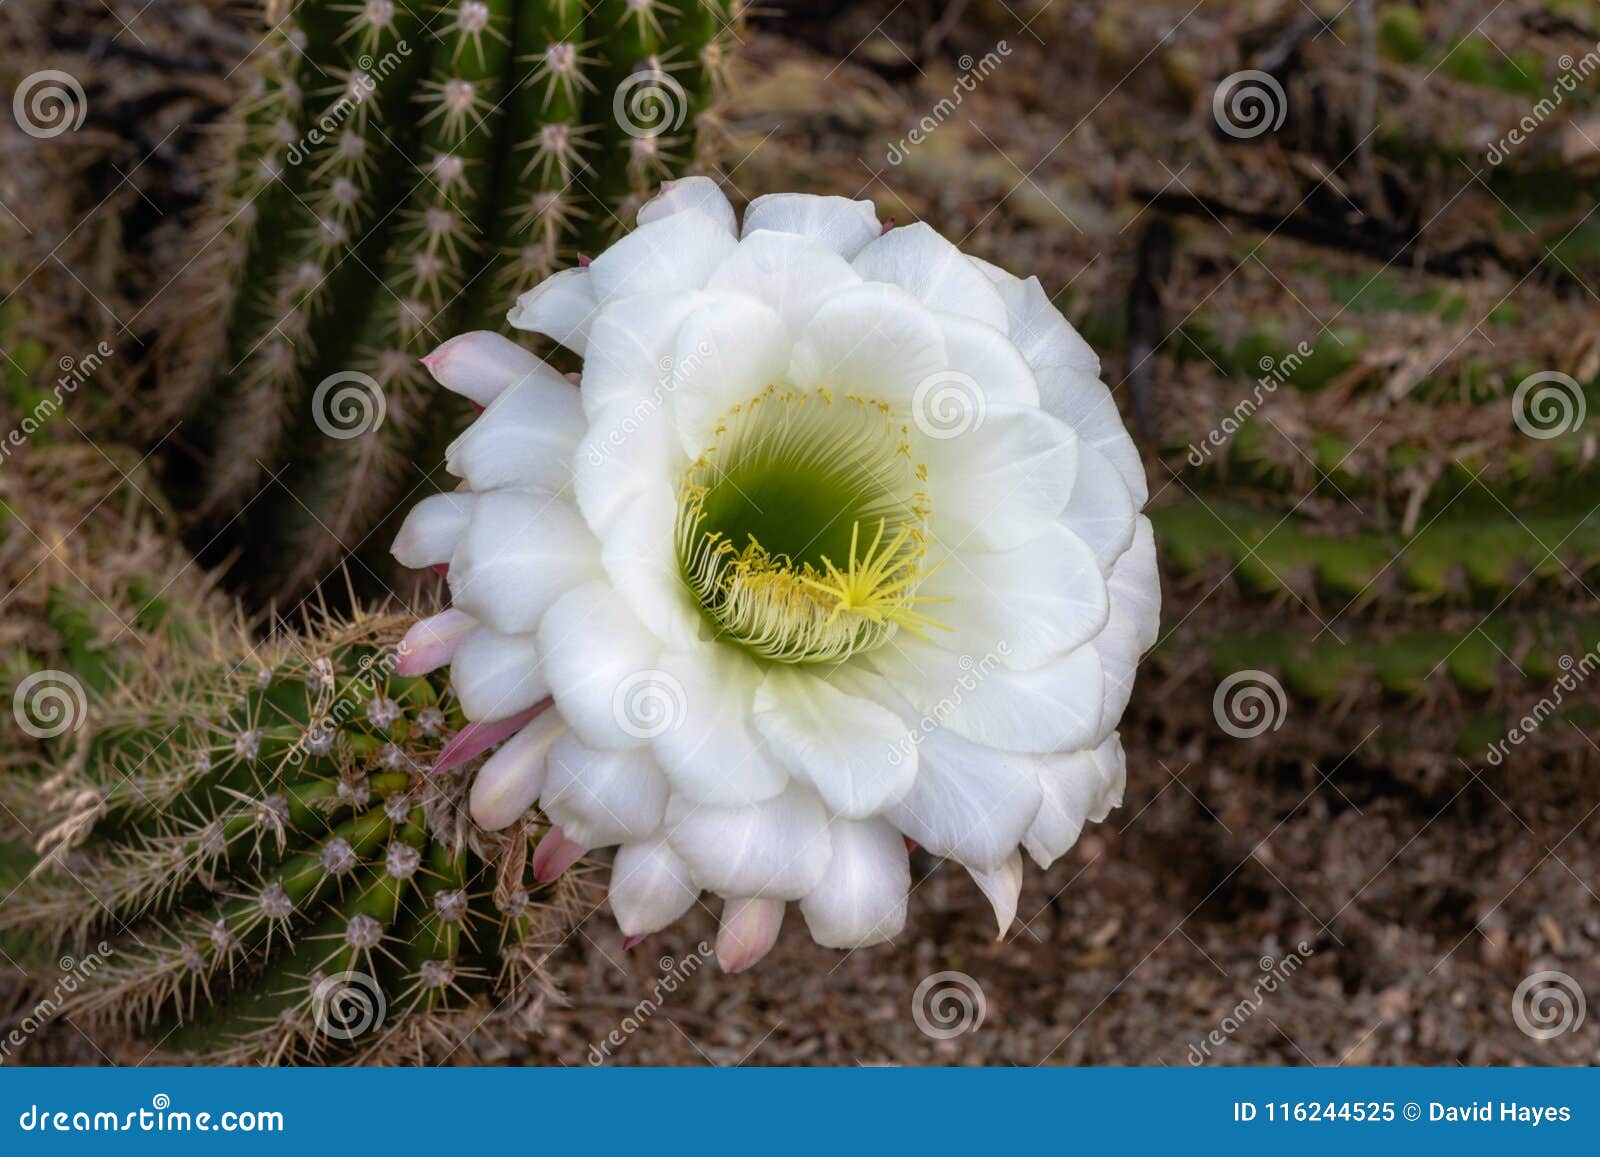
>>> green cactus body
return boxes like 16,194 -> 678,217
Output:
4,615 -> 577,1064
155,0 -> 739,598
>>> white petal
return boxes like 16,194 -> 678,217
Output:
788,282 -> 947,404
668,295 -> 792,456
993,271 -> 1100,378
599,487 -> 706,651
1022,748 -> 1103,869
651,644 -> 789,806
1090,603 -> 1140,742
448,493 -> 602,635
798,817 -> 909,948
537,579 -> 663,750
706,229 -> 863,333
1035,365 -> 1148,506
469,709 -> 564,830
742,192 -> 880,258
391,491 -> 473,569
937,313 -> 1040,409
920,524 -> 1109,670
542,730 -> 670,848
752,667 -> 917,820
1089,733 -> 1128,821
922,403 -> 1078,551
422,331 -> 546,407
1109,515 -> 1160,653
1060,442 -> 1136,572
874,634 -> 1105,754
852,223 -> 1009,330
665,781 -> 832,900
609,834 -> 699,938
638,176 -> 736,235
507,267 -> 598,356
450,625 -> 548,722
987,271 -> 1149,504
444,367 -> 583,493
587,210 -> 737,302
579,291 -> 708,418
715,897 -> 784,972
396,609 -> 476,676
883,725 -> 1042,871
969,850 -> 1023,938
574,399 -> 686,536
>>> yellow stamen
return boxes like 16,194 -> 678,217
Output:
801,519 -> 952,642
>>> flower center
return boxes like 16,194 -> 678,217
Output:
675,387 -> 948,665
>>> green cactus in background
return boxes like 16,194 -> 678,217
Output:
152,0 -> 738,598
3,609 -> 579,1064
1038,2 -> 1600,774
2,304 -> 577,1062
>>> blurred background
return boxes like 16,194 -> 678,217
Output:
3,0 -> 1599,1065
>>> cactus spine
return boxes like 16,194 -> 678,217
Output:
4,610 -> 578,1064
156,0 -> 739,596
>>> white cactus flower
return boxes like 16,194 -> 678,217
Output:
392,178 -> 1159,970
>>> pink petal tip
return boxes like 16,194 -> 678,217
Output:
433,701 -> 547,774
532,825 -> 587,883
